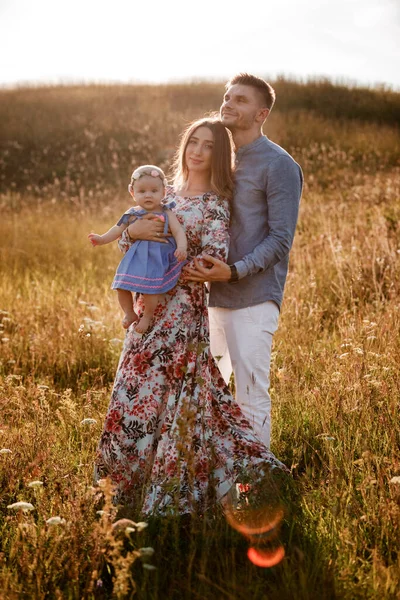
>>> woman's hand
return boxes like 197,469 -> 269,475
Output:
183,254 -> 231,282
127,214 -> 169,243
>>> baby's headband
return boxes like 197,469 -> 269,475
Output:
131,166 -> 168,187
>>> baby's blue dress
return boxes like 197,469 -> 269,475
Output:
111,205 -> 184,295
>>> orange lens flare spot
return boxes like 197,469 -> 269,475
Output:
225,507 -> 284,538
247,545 -> 285,568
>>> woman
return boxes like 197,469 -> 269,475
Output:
94,117 -> 287,515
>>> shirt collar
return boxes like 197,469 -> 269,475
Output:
235,135 -> 267,157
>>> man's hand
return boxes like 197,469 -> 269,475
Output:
184,254 -> 231,283
127,214 -> 169,243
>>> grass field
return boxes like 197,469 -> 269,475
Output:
0,80 -> 399,599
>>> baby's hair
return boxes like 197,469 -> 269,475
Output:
130,165 -> 168,186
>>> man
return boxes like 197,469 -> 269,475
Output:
185,73 -> 303,449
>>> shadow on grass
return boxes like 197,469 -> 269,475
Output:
96,475 -> 338,600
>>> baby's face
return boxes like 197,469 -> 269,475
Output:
132,175 -> 164,211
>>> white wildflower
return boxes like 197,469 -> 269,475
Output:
28,481 -> 44,488
142,564 -> 156,571
0,448 -> 12,454
125,526 -> 136,534
78,300 -> 89,305
339,353 -> 349,359
7,502 -> 34,512
46,516 -> 66,525
112,518 -> 136,533
80,418 -> 97,426
96,510 -> 107,516
87,305 -> 100,312
1,338 -> 10,343
37,385 -> 49,390
139,547 -> 155,557
135,521 -> 148,532
390,476 -> 400,485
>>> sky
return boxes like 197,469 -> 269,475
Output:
0,0 -> 399,89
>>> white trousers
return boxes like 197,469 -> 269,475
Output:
209,301 -> 280,449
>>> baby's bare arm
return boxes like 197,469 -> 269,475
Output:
88,223 -> 127,246
167,211 -> 187,260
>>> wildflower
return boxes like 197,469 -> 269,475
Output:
7,502 -> 35,512
112,518 -> 136,533
125,526 -> 136,534
80,418 -> 97,426
109,338 -> 123,346
96,510 -> 107,516
353,347 -> 364,355
142,564 -> 156,571
1,338 -> 10,343
339,353 -> 349,359
28,481 -> 44,488
87,305 -> 100,312
37,385 -> 49,390
135,521 -> 148,532
139,547 -> 155,557
78,300 -> 89,305
390,476 -> 400,485
46,516 -> 66,525
0,448 -> 12,454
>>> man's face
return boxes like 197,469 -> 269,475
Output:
220,84 -> 266,132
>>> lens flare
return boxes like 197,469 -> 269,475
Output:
224,476 -> 285,568
247,546 -> 285,567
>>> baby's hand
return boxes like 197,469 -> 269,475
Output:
88,233 -> 103,246
174,248 -> 187,262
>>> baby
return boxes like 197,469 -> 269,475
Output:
88,165 -> 187,334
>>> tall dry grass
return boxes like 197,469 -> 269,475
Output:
0,82 -> 399,599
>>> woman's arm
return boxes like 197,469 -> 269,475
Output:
88,223 -> 127,247
166,211 -> 187,261
183,195 -> 231,281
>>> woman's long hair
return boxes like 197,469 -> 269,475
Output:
171,117 -> 234,200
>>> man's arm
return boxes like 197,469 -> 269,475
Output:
235,155 -> 303,279
185,155 -> 302,283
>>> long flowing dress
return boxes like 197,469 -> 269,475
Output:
94,188 -> 287,515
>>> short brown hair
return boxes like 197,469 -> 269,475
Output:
171,117 -> 234,200
226,73 -> 276,110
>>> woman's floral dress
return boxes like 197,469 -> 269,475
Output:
94,188 -> 287,515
